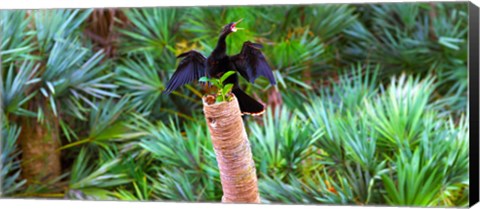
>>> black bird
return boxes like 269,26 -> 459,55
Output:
163,19 -> 276,115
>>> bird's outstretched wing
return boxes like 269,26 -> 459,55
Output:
230,41 -> 276,85
163,50 -> 207,94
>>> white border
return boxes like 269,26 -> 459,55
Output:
0,0 -> 478,209
0,0 -> 468,9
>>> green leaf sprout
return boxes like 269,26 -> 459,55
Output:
199,71 -> 236,103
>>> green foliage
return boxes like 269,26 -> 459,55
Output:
116,54 -> 164,112
249,106 -> 322,179
343,3 -> 467,91
259,171 -> 357,204
2,61 -> 39,117
41,39 -> 118,118
258,73 -> 468,207
69,148 -> 131,190
306,5 -> 357,41
1,9 -> 120,123
199,71 -> 236,103
137,118 -> 221,201
67,147 -> 133,200
183,7 -> 257,55
382,149 -> 443,206
267,29 -> 324,90
33,9 -> 92,53
0,3 -> 469,207
86,98 -> 132,142
0,11 -> 36,64
364,75 -> 436,150
1,124 -> 26,196
119,8 -> 183,69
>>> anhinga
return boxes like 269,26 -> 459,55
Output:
163,19 -> 276,115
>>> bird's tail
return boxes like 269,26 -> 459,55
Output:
232,88 -> 265,116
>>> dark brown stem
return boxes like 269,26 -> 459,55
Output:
19,100 -> 61,187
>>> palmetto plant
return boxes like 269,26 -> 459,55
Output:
381,115 -> 468,206
119,8 -> 184,70
1,9 -> 119,191
343,3 -> 468,87
0,3 -> 469,207
115,52 -> 202,120
115,54 -> 165,113
41,39 -> 118,118
0,11 -> 35,64
2,61 -> 39,117
258,73 -> 468,206
364,75 -> 436,150
116,9 -> 203,120
1,123 -> 26,197
67,145 -> 136,200
249,106 -> 322,179
136,118 -> 221,201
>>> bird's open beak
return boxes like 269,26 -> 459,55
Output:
232,18 -> 244,32
234,18 -> 244,25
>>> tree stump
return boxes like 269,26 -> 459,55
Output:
19,102 -> 61,187
203,95 -> 260,203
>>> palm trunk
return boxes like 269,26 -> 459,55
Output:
203,95 -> 260,203
19,102 -> 61,186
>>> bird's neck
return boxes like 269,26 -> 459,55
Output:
212,32 -> 229,58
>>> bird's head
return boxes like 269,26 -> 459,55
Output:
221,18 -> 244,35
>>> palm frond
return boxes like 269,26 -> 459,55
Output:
1,124 -> 26,196
119,8 -> 183,69
364,75 -> 436,149
69,147 -> 131,190
115,54 -> 164,112
2,61 -> 40,117
249,106 -> 322,179
382,148 -> 443,206
33,9 -> 93,53
304,4 -> 357,41
40,38 -> 118,117
0,11 -> 37,64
